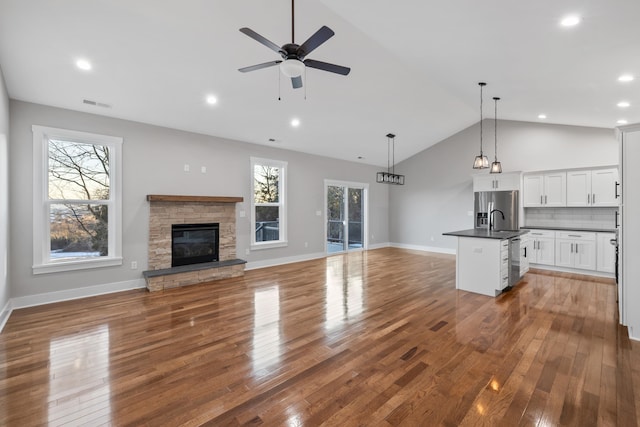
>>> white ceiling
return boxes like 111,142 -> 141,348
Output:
1,0 -> 639,167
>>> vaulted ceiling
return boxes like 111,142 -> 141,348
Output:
1,0 -> 639,166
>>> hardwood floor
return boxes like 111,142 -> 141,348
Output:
1,247 -> 638,426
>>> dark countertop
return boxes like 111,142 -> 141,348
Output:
442,228 -> 530,240
523,226 -> 617,233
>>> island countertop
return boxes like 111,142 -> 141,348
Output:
442,228 -> 530,240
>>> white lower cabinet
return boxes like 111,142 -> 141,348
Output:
528,230 -> 555,266
555,232 -> 596,271
596,232 -> 616,273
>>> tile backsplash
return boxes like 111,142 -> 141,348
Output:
524,207 -> 617,230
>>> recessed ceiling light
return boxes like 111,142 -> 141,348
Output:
291,118 -> 300,127
617,101 -> 631,108
538,114 -> 547,119
617,119 -> 628,125
560,15 -> 581,27
205,95 -> 217,105
618,74 -> 635,82
75,59 -> 92,71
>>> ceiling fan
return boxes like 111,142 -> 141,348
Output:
238,0 -> 351,89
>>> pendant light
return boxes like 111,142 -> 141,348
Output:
376,133 -> 405,185
490,97 -> 503,174
473,82 -> 489,169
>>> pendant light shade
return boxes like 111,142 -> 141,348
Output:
490,96 -> 503,174
473,82 -> 489,169
376,133 -> 405,185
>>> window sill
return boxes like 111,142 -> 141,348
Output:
250,241 -> 288,251
33,257 -> 123,275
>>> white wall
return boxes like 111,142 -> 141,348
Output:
9,100 -> 389,300
390,119 -> 618,251
0,66 -> 9,327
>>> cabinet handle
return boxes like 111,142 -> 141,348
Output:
545,195 -> 548,204
524,247 -> 527,257
615,181 -> 620,199
615,211 -> 619,228
592,194 -> 595,204
540,195 -> 543,204
568,234 -> 582,237
571,243 -> 574,253
587,194 -> 590,204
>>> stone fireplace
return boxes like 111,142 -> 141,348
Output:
143,195 -> 245,291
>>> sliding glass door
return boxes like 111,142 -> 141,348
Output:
325,181 -> 367,254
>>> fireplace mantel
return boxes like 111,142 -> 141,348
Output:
147,195 -> 243,203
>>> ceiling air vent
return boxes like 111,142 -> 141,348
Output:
83,99 -> 111,108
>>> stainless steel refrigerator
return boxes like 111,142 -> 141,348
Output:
474,190 -> 519,231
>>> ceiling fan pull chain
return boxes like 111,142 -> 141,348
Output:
278,67 -> 282,101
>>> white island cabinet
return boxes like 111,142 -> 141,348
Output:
444,229 -> 528,297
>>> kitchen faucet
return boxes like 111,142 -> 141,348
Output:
489,209 -> 505,231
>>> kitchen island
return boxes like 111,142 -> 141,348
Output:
443,229 -> 529,297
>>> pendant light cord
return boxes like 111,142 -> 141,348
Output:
479,83 -> 484,155
494,98 -> 498,160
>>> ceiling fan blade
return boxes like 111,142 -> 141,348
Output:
304,59 -> 351,76
239,27 -> 284,55
297,26 -> 335,59
238,61 -> 282,73
291,76 -> 303,89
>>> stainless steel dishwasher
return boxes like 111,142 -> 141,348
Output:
509,237 -> 521,287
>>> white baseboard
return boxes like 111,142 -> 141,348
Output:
10,278 -> 146,311
528,263 -> 615,279
0,299 -> 13,333
368,242 -> 391,250
389,242 -> 456,255
246,252 -> 327,270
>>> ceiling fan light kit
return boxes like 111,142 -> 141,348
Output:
377,133 -> 405,185
238,0 -> 350,89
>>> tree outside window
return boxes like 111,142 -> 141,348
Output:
32,125 -> 122,274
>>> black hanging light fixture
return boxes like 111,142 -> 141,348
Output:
490,96 -> 503,174
376,133 -> 405,185
473,82 -> 489,169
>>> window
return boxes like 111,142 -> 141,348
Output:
32,125 -> 123,274
251,157 -> 287,249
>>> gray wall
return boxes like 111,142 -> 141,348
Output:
390,119 -> 618,250
0,66 -> 9,315
9,100 -> 389,298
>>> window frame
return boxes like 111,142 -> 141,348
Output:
250,157 -> 287,250
32,125 -> 123,274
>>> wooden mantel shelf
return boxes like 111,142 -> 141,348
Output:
146,195 -> 243,203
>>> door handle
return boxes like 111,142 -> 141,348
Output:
615,181 -> 620,199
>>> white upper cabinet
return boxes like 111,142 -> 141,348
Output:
523,172 -> 566,207
473,172 -> 521,192
591,168 -> 619,206
566,170 -> 591,206
566,168 -> 619,207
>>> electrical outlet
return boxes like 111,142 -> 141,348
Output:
131,261 -> 138,270
184,164 -> 190,172
430,236 -> 435,242
201,166 -> 207,173
304,242 -> 308,248
239,210 -> 246,218
316,210 -> 322,216
245,248 -> 250,255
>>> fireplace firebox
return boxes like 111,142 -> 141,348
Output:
171,223 -> 219,267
